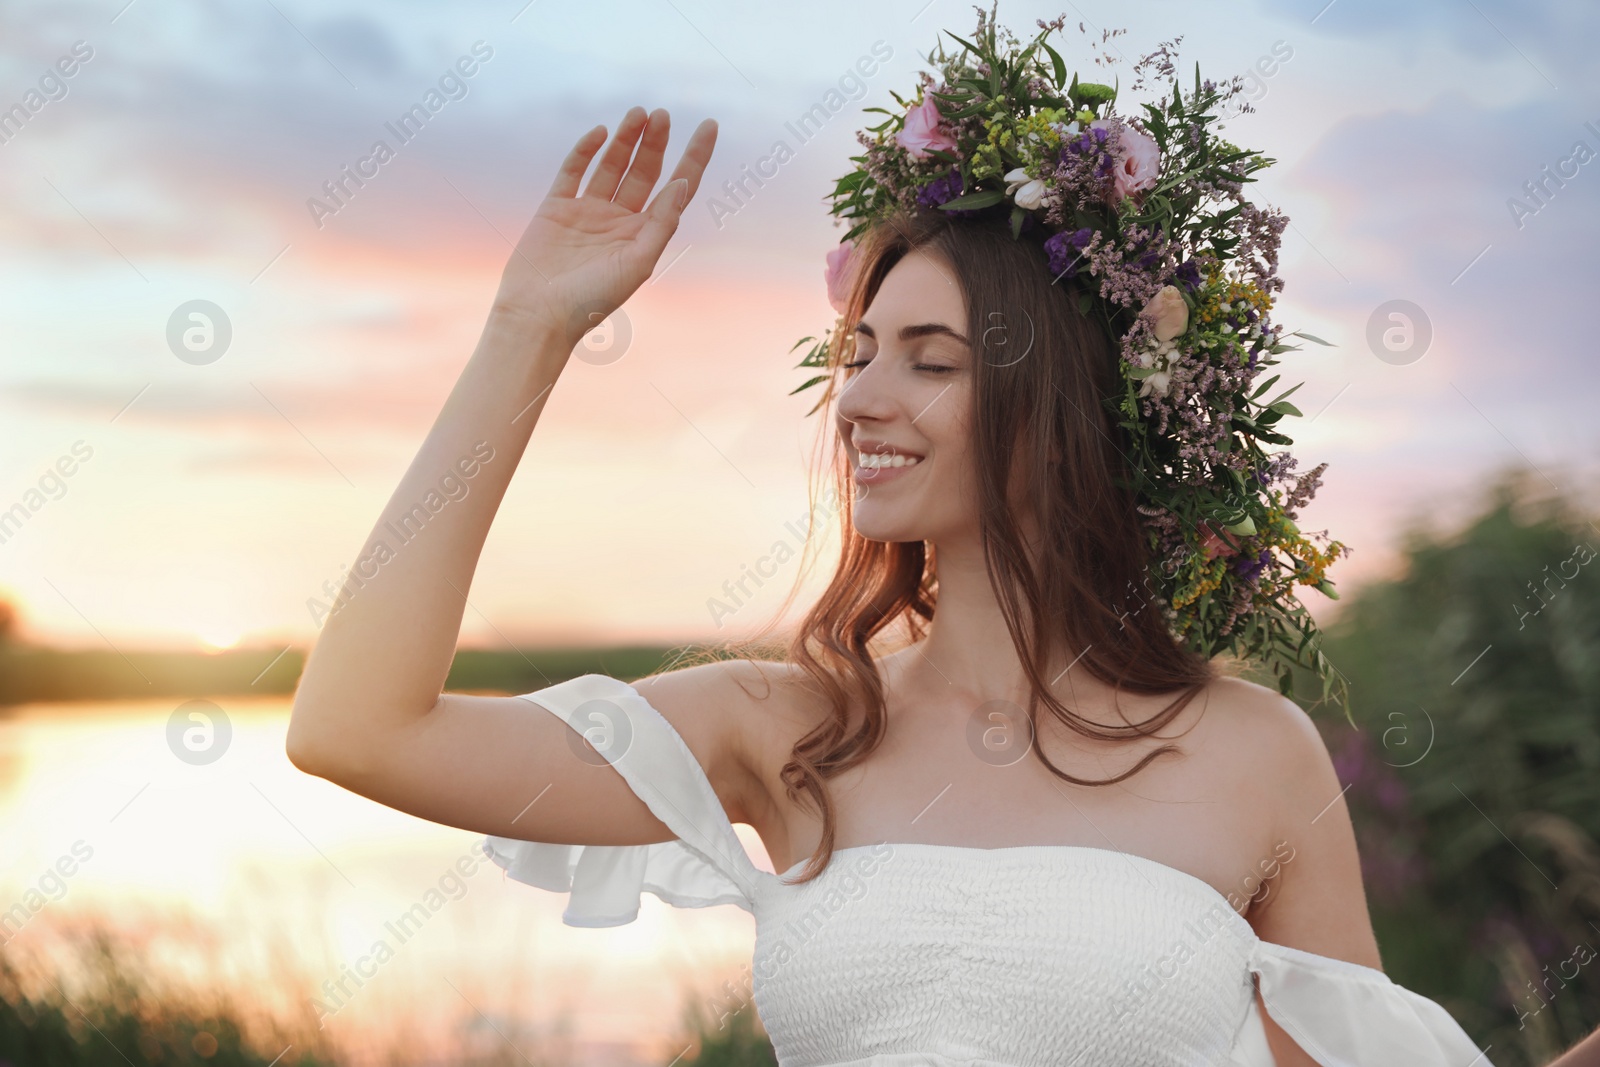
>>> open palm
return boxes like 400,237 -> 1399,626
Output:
493,106 -> 717,347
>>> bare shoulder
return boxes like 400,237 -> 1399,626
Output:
1190,674 -> 1330,774
629,658 -> 823,824
1148,674 -> 1333,821
1197,673 -> 1382,969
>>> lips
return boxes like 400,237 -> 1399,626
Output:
851,439 -> 925,482
852,439 -> 926,463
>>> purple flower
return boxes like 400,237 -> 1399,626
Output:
1043,227 -> 1094,276
917,168 -> 984,217
1173,258 -> 1201,290
1232,549 -> 1271,582
916,168 -> 961,208
1060,125 -> 1110,157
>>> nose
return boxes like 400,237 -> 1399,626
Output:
834,357 -> 897,427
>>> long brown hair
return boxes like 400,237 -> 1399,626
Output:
748,206 -> 1216,885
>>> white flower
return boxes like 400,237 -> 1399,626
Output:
1003,167 -> 1047,211
1139,369 -> 1172,398
1133,340 -> 1175,399
1052,120 -> 1082,139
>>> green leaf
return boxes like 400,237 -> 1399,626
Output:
1009,205 -> 1027,239
1268,400 -> 1303,418
937,188 -> 1005,211
787,374 -> 829,396
1289,330 -> 1335,347
1262,381 -> 1305,408
945,99 -> 994,120
1249,374 -> 1281,400
833,171 -> 866,194
942,31 -> 983,57
1039,41 -> 1067,89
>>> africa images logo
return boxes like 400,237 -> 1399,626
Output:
306,41 -> 494,229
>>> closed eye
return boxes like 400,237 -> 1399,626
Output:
841,360 -> 957,373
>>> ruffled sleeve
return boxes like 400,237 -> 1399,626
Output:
480,673 -> 764,928
1229,938 -> 1494,1066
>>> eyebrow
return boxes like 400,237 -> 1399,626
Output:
855,321 -> 970,346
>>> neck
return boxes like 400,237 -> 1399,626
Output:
910,529 -> 1086,707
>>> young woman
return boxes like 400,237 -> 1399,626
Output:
286,106 -> 1495,1065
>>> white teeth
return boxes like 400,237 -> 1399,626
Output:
859,452 -> 922,469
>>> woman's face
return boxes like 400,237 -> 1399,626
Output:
835,250 -> 979,546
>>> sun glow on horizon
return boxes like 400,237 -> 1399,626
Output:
197,628 -> 242,652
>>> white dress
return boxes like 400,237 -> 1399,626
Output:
481,674 -> 1495,1067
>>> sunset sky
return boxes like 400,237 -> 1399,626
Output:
1,0 -> 1596,653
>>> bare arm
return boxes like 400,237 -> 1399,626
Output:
1244,687 -> 1383,1066
284,107 -> 739,844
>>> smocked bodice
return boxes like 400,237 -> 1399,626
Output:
481,674 -> 1494,1067
753,842 -> 1262,1066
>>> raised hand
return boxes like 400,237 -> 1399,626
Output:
491,106 -> 717,348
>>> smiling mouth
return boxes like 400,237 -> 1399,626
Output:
853,448 -> 925,485
856,452 -> 924,470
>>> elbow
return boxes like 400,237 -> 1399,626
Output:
284,698 -> 347,780
285,723 -> 332,779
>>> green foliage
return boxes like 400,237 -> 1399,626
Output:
0,927 -> 339,1067
666,995 -> 776,1067
0,643 -> 686,704
1312,469 -> 1600,1065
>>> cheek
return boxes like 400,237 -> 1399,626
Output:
917,380 -> 970,441
920,403 -> 977,495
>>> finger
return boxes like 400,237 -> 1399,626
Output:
546,123 -> 609,199
661,117 -> 718,205
628,177 -> 690,271
612,108 -> 671,212
582,106 -> 650,201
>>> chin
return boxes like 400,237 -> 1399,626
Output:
849,501 -> 925,545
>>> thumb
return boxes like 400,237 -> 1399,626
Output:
632,176 -> 690,265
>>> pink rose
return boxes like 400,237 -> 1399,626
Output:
1092,118 -> 1161,202
1197,522 -> 1242,561
1140,284 -> 1188,343
895,94 -> 958,161
824,239 -> 859,315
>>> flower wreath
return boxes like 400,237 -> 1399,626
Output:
788,6 -> 1349,705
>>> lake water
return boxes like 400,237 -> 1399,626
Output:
0,697 -> 766,1066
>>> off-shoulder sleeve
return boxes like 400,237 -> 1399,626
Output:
1229,938 -> 1494,1066
480,673 -> 764,928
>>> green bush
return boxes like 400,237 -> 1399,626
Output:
1310,469 -> 1600,1066
0,924 -> 340,1067
665,993 -> 776,1067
